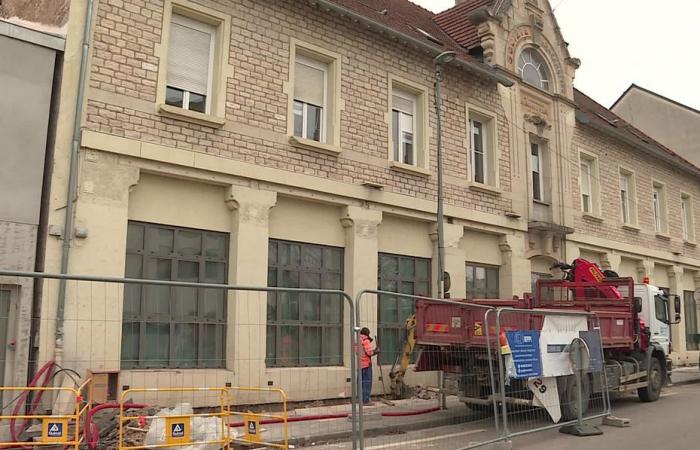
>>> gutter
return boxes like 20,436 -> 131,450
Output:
56,0 -> 95,351
308,0 -> 514,87
575,110 -> 700,178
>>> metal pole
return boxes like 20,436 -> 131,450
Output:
434,64 -> 445,300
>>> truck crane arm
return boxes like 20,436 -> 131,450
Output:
388,314 -> 417,399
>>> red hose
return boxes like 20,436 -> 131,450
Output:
83,402 -> 148,450
10,360 -> 56,445
228,405 -> 441,427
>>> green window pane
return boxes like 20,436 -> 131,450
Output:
267,293 -> 277,321
177,261 -> 199,282
302,246 -> 323,269
201,324 -> 225,368
144,285 -> 170,318
398,297 -> 415,322
201,288 -> 225,320
279,326 -> 300,366
302,293 -> 321,321
204,262 -> 226,283
322,294 -> 342,323
173,287 -> 197,319
176,230 -> 202,257
322,327 -> 342,365
301,326 -> 322,366
143,323 -> 169,367
380,279 -> 397,293
415,282 -> 430,297
267,268 -> 277,287
378,327 -> 399,365
379,295 -> 398,324
148,227 -> 174,255
416,259 -> 430,279
268,241 -> 277,266
280,292 -> 300,321
126,224 -> 144,251
204,233 -> 227,259
282,270 -> 299,288
399,258 -> 415,278
324,248 -> 342,271
120,322 -> 140,368
266,326 -> 277,366
380,255 -> 398,277
300,272 -> 321,289
400,281 -> 414,295
173,324 -> 197,368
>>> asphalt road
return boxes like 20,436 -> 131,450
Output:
313,380 -> 700,449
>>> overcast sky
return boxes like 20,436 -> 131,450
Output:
411,0 -> 700,110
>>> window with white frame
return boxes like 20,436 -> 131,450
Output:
293,55 -> 328,143
652,182 -> 668,234
681,193 -> 694,241
619,169 -> 637,225
165,14 -> 216,114
580,157 -> 594,213
470,118 -> 487,184
531,142 -> 544,201
392,88 -> 417,165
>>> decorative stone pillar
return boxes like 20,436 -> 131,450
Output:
668,266 -> 685,359
341,206 -> 382,328
500,233 -> 530,297
601,252 -> 621,273
430,223 -> 466,299
225,185 -> 277,378
636,259 -> 654,283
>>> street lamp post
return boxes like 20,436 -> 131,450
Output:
433,51 -> 456,300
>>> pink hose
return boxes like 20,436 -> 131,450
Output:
10,360 -> 56,446
83,402 -> 148,450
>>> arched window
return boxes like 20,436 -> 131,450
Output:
517,48 -> 551,91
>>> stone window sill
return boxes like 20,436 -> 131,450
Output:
622,224 -> 641,232
289,136 -> 341,156
533,199 -> 550,206
655,232 -> 672,241
158,104 -> 226,128
684,240 -> 698,247
468,182 -> 502,196
389,160 -> 431,178
582,213 -> 604,223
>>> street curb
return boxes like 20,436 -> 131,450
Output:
287,414 -> 479,447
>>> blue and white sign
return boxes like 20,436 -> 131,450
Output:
47,422 -> 63,438
171,423 -> 185,438
506,330 -> 542,378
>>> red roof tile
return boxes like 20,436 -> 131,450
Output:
434,0 -> 494,50
574,89 -> 700,173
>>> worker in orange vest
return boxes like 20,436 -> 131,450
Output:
360,327 -> 380,405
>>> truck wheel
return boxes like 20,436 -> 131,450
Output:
638,357 -> 663,402
559,374 -> 591,421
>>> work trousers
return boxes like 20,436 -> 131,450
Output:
361,366 -> 372,403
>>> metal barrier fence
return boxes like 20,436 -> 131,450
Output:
118,387 -> 231,449
0,378 -> 92,448
354,289 -> 508,450
0,271 -> 359,450
0,270 -> 623,450
491,308 -> 610,440
229,386 -> 288,448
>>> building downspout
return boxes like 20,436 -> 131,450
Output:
56,0 -> 95,365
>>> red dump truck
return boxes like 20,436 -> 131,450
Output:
409,259 -> 681,420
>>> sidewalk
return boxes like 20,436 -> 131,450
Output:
670,365 -> 700,385
229,396 -> 495,447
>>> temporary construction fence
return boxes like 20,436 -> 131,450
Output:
0,270 -> 360,449
353,289 -> 612,449
0,378 -> 92,448
0,270 -> 617,450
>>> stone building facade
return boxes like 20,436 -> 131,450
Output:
33,0 -> 700,402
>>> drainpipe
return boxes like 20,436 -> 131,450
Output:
56,0 -> 95,360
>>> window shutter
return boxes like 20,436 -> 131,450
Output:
294,59 -> 325,106
392,93 -> 414,114
167,14 -> 214,95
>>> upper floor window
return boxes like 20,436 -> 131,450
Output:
467,107 -> 498,187
619,169 -> 637,226
652,181 -> 668,234
517,49 -> 551,92
392,88 -> 417,165
681,193 -> 694,242
579,153 -> 600,215
531,143 -> 544,202
293,55 -> 328,143
288,41 -> 342,152
165,14 -> 215,114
